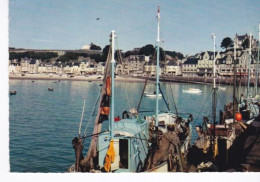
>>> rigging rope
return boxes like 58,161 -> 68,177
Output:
79,99 -> 86,137
82,92 -> 101,141
159,83 -> 170,111
169,82 -> 179,116
192,89 -> 213,128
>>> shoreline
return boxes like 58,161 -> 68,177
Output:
9,74 -> 146,82
9,74 -> 259,86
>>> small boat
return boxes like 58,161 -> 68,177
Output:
10,91 -> 17,95
48,88 -> 54,91
144,92 -> 162,97
58,80 -> 61,82
182,88 -> 202,94
218,86 -> 226,91
88,81 -> 92,82
53,81 -> 57,83
31,80 -> 35,82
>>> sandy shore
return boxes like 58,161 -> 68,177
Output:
9,74 -> 146,82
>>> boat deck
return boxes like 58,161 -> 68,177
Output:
244,120 -> 260,171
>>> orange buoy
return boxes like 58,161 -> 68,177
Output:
235,112 -> 242,121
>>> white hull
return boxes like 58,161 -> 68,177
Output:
218,87 -> 226,91
144,93 -> 162,97
182,88 -> 202,94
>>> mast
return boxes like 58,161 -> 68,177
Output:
247,33 -> 252,97
233,37 -> 237,120
211,33 -> 216,151
111,30 -> 115,139
255,23 -> 260,96
155,6 -> 160,127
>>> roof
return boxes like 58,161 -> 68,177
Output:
237,34 -> 248,41
29,59 -> 36,64
66,63 -> 72,67
167,61 -> 177,66
53,62 -> 59,66
183,58 -> 198,65
207,51 -> 218,58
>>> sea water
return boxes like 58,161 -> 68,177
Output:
9,79 -> 258,172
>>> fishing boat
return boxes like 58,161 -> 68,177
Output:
182,88 -> 202,94
187,33 -> 260,172
68,30 -> 152,172
68,7 -> 192,173
238,33 -> 260,120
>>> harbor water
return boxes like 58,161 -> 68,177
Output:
9,79 -> 259,172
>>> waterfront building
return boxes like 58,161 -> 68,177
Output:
236,34 -> 258,50
182,57 -> 199,77
38,62 -> 55,74
116,63 -> 123,75
121,55 -> 147,76
52,62 -> 59,74
96,62 -> 105,75
143,60 -> 157,76
216,50 -> 259,78
72,62 -> 80,75
216,55 -> 233,77
64,62 -> 73,75
57,63 -> 65,75
9,59 -> 21,74
20,58 -> 31,73
164,60 -> 182,76
28,59 -> 40,74
79,58 -> 101,75
197,51 -> 221,77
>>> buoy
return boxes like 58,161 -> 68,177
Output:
235,112 -> 242,121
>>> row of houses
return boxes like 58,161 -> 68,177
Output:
182,49 -> 259,78
9,49 -> 259,78
9,57 -> 105,75
115,55 -> 182,77
8,34 -> 259,78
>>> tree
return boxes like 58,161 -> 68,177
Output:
139,44 -> 155,56
124,51 -> 133,57
58,52 -> 88,63
102,45 -> 110,56
9,51 -> 58,61
221,37 -> 233,49
242,39 -> 250,49
90,43 -> 101,50
165,51 -> 184,60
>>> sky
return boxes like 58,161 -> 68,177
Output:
8,0 -> 260,55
